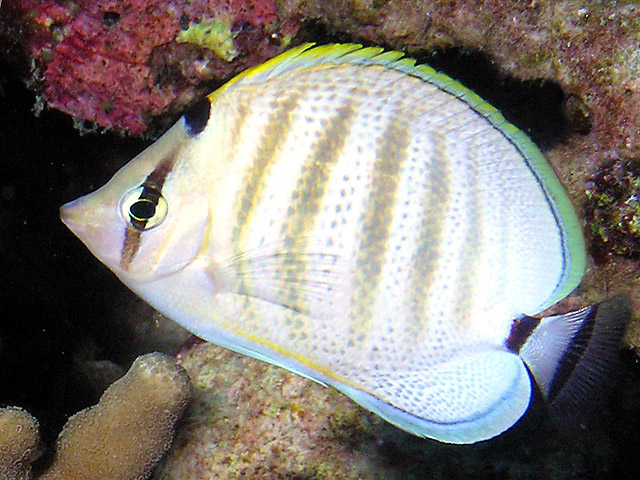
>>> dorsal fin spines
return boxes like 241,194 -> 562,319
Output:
208,43 -> 501,130
207,42 -> 518,146
208,43 -> 456,101
207,42 -> 510,129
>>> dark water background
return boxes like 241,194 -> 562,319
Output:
0,59 -> 151,441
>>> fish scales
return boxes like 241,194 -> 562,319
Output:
221,60 -> 546,397
230,66 -> 486,349
61,43 -> 630,444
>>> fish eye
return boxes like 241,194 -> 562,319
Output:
120,185 -> 168,231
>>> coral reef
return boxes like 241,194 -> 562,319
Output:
0,353 -> 191,480
1,1 -> 639,477
151,342 -> 639,479
0,0 -> 296,134
0,407 -> 40,480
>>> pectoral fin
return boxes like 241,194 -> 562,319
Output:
212,240 -> 349,318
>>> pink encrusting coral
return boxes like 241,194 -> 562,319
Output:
6,0 -> 294,134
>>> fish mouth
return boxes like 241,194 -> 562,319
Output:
60,197 -> 91,239
60,196 -> 121,269
60,198 -> 81,233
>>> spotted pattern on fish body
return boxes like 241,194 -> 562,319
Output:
61,43 -> 630,444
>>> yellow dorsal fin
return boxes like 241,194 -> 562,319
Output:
208,43 -> 508,138
208,43 -> 437,98
208,43 -> 497,122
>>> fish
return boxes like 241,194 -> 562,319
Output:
60,43 -> 630,444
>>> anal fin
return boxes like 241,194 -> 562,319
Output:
335,350 -> 532,444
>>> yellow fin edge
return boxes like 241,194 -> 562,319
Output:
229,325 -> 365,391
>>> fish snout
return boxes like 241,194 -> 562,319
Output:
60,196 -> 122,269
60,197 -> 91,238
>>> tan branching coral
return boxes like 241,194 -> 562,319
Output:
0,407 -> 40,480
39,353 -> 191,480
0,353 -> 190,480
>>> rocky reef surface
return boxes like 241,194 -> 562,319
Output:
150,342 -> 639,479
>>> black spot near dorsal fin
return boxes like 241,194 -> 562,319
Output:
183,97 -> 211,136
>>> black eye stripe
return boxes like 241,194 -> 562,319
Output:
138,183 -> 162,204
129,156 -> 172,227
120,154 -> 176,269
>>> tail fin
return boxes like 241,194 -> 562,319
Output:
518,296 -> 631,429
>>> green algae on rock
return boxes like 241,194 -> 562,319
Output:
176,17 -> 239,62
584,156 -> 640,262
